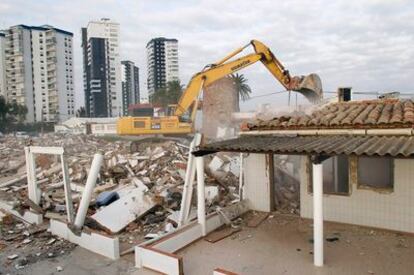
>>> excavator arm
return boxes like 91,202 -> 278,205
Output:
175,40 -> 322,117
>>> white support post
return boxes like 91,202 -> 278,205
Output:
25,147 -> 40,204
238,153 -> 244,201
196,156 -> 206,236
312,163 -> 324,267
178,133 -> 201,226
74,152 -> 103,229
61,154 -> 74,223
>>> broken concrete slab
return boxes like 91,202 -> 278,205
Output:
91,184 -> 156,233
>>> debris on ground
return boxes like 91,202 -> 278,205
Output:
0,213 -> 76,273
0,133 -> 241,270
273,155 -> 301,214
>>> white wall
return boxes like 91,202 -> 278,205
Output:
22,28 -> 35,122
300,157 -> 414,233
55,31 -> 74,122
0,35 -> 6,100
243,153 -> 274,212
165,41 -> 179,83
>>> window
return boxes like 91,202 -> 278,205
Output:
134,121 -> 145,128
308,156 -> 350,195
357,157 -> 393,191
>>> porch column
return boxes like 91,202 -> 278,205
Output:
312,162 -> 324,266
196,156 -> 206,236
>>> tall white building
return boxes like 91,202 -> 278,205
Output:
2,25 -> 74,122
81,18 -> 122,117
0,32 -> 6,100
146,37 -> 179,97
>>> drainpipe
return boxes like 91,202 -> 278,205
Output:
74,152 -> 103,229
196,156 -> 206,236
312,162 -> 324,267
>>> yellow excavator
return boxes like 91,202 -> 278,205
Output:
117,40 -> 322,136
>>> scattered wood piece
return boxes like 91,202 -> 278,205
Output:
247,212 -> 269,228
204,226 -> 241,243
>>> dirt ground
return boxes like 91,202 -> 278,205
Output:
2,213 -> 413,274
177,213 -> 414,275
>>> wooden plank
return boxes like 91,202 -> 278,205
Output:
205,226 -> 241,243
214,268 -> 239,275
138,246 -> 183,275
247,212 -> 269,228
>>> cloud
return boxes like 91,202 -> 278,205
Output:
1,0 -> 414,110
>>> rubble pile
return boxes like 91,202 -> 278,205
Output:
273,155 -> 301,214
0,133 -> 241,267
0,213 -> 76,272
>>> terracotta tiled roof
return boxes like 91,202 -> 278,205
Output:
195,135 -> 414,158
245,99 -> 414,131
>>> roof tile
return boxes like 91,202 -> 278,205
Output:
246,99 -> 414,131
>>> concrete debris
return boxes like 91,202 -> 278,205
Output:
274,155 -> 301,214
7,254 -> 19,260
0,133 -> 241,268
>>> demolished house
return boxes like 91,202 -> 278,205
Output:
0,133 -> 241,272
195,98 -> 414,270
2,98 -> 414,274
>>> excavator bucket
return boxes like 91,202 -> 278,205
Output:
294,73 -> 323,103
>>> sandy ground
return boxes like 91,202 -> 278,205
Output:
178,213 -> 414,275
2,213 -> 414,274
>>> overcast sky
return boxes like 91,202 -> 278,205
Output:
1,0 -> 413,111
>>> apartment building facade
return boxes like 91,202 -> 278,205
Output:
0,32 -> 6,100
121,60 -> 139,116
2,25 -> 74,123
146,37 -> 179,97
82,18 -> 122,118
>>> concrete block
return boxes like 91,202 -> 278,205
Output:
0,200 -> 43,225
136,246 -> 183,275
49,219 -> 120,260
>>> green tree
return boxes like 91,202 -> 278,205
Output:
0,96 -> 7,123
17,105 -> 28,123
150,80 -> 184,108
76,107 -> 87,117
230,73 -> 252,102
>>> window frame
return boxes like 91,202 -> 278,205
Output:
355,156 -> 394,193
307,155 -> 352,196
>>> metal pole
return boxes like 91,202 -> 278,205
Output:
238,153 -> 244,200
74,152 -> 103,229
313,163 -> 324,266
196,156 -> 206,236
61,153 -> 74,223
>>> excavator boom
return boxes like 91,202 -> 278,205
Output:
117,40 -> 322,137
175,40 -> 322,116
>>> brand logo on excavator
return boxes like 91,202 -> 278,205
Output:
231,60 -> 251,71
